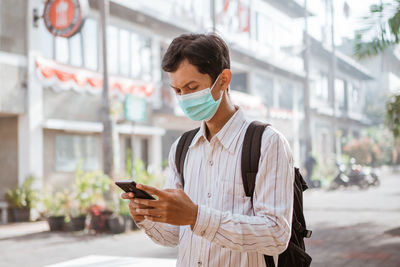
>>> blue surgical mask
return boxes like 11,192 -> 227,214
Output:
176,76 -> 222,121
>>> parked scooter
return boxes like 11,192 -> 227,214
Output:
329,163 -> 351,190
329,159 -> 380,190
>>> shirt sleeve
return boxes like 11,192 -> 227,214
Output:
135,137 -> 183,248
191,129 -> 294,255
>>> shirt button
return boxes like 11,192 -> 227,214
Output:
207,192 -> 211,198
198,261 -> 202,266
209,160 -> 213,166
200,230 -> 205,236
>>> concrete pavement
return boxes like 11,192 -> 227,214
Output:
1,170 -> 399,267
303,170 -> 400,267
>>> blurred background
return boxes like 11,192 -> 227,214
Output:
0,0 -> 399,266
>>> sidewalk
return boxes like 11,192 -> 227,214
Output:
303,171 -> 400,267
0,221 -> 49,240
0,171 -> 399,267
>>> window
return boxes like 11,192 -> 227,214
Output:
119,29 -> 130,76
230,72 -> 248,93
279,82 -> 293,110
105,27 -> 153,79
141,39 -> 152,81
55,36 -> 69,64
40,20 -> 54,59
107,25 -> 119,74
131,33 -> 141,78
254,74 -> 274,107
352,85 -> 359,103
82,18 -> 98,70
55,134 -> 100,172
256,13 -> 274,46
51,18 -> 98,69
130,32 -> 152,80
70,33 -> 83,67
335,78 -> 346,110
315,72 -> 329,100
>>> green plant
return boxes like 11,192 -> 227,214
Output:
386,94 -> 400,139
73,163 -> 111,216
5,176 -> 38,209
133,159 -> 165,188
354,1 -> 400,59
125,148 -> 133,177
342,137 -> 379,166
311,155 -> 336,185
108,192 -> 130,217
42,189 -> 73,217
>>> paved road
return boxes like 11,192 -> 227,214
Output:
304,170 -> 400,267
1,171 -> 399,267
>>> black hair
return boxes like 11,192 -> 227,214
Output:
161,33 -> 230,83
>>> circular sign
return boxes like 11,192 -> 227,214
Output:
43,0 -> 83,38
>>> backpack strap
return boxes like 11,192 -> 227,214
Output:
242,121 -> 275,267
175,127 -> 200,188
241,121 -> 270,201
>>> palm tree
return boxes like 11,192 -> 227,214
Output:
354,1 -> 400,58
354,1 -> 400,140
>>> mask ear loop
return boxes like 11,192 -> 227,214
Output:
210,74 -> 223,102
205,74 -> 224,122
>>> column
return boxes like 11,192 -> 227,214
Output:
19,0 -> 44,188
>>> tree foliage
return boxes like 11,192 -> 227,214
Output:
354,1 -> 400,58
386,94 -> 400,139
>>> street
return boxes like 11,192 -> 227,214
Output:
1,170 -> 399,267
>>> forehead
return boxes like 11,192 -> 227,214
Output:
168,59 -> 210,87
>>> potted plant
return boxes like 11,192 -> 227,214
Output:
107,214 -> 126,234
42,190 -> 69,231
106,194 -> 134,234
5,176 -> 38,222
73,164 -> 111,232
88,204 -> 112,233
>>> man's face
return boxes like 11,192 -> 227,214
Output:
169,59 -> 216,97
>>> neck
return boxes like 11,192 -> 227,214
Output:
205,92 -> 237,141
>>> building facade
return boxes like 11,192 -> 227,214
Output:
0,0 -> 378,203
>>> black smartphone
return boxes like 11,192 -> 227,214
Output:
115,180 -> 155,200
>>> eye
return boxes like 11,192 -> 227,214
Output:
171,86 -> 181,95
188,86 -> 198,91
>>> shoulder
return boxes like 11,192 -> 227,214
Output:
261,125 -> 293,158
169,136 -> 182,159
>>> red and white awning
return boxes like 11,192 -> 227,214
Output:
35,57 -> 154,98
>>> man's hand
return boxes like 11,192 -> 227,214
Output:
120,192 -> 152,223
133,184 -> 198,228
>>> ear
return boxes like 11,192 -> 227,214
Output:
219,69 -> 232,91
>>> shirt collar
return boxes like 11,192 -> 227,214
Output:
189,107 -> 246,154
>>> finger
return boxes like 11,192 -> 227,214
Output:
121,192 -> 135,199
135,208 -> 165,217
136,184 -> 166,198
133,198 -> 163,207
130,201 -> 153,209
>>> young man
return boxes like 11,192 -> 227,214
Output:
121,33 -> 294,267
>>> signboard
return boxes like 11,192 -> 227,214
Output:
124,95 -> 147,122
43,0 -> 83,38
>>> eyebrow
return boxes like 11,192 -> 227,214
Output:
170,81 -> 197,90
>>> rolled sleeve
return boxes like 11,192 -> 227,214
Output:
192,205 -> 222,241
136,219 -> 156,230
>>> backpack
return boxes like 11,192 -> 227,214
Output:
175,121 -> 312,267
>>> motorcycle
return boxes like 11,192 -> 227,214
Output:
328,163 -> 351,190
328,160 -> 380,190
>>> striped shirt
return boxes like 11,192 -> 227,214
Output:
137,107 -> 294,267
